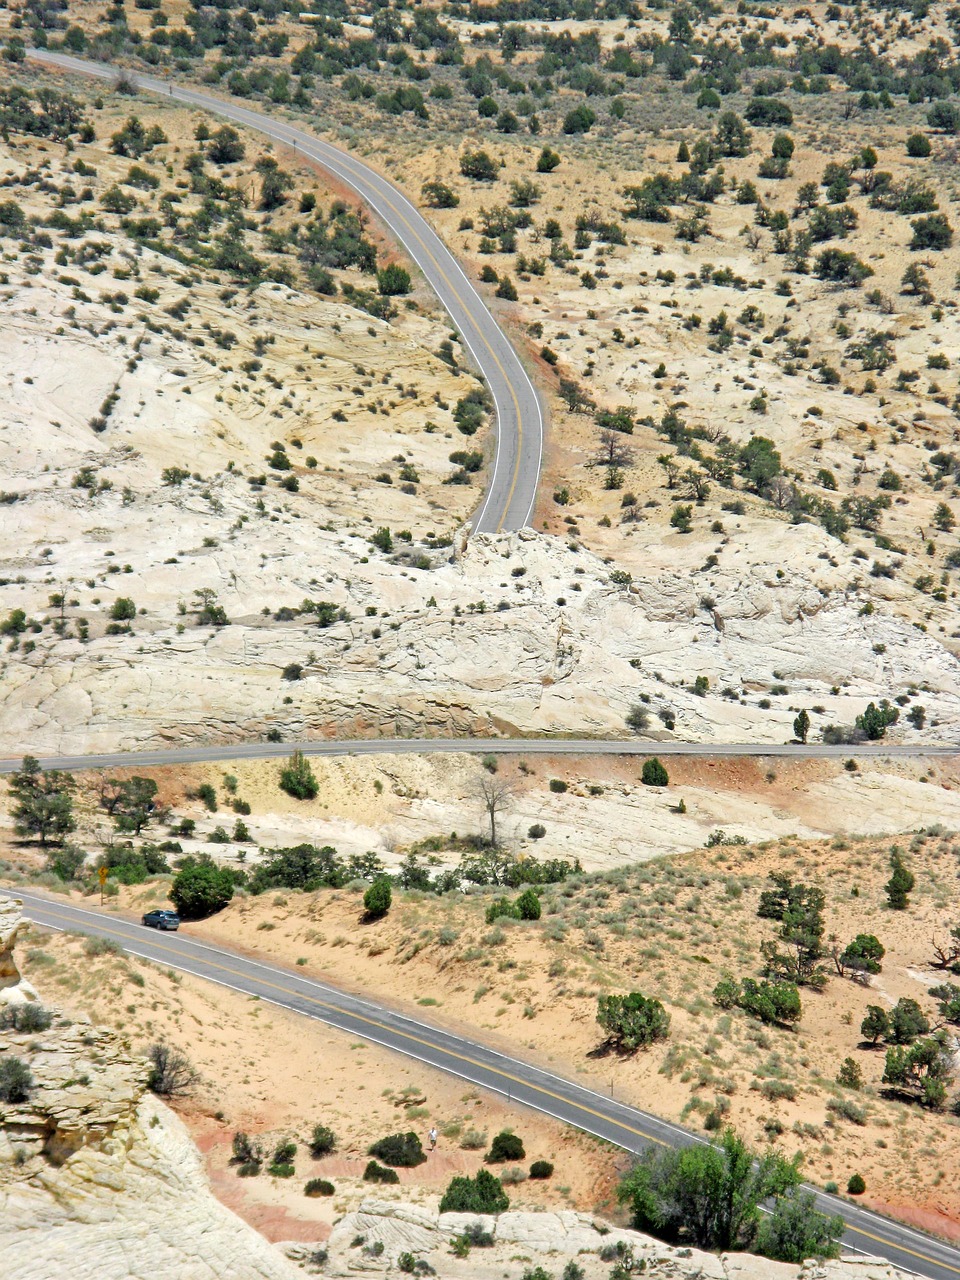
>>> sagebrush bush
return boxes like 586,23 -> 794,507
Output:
310,1124 -> 336,1157
1,1003 -> 52,1033
304,1178 -> 335,1197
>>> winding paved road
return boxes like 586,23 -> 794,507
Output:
11,887 -> 960,1280
0,737 -> 955,774
16,55 -> 960,1272
28,49 -> 545,534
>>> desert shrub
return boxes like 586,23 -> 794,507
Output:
279,751 -> 319,800
439,1168 -> 509,1213
847,1173 -> 866,1195
641,758 -> 669,787
364,877 -> 392,919
363,1159 -> 400,1184
310,1124 -> 336,1157
231,1131 -> 263,1174
827,1097 -> 867,1125
529,1160 -> 554,1179
1,1003 -> 52,1033
368,1131 -> 426,1167
758,1077 -> 796,1102
488,1131 -> 525,1163
485,896 -> 518,924
626,704 -> 650,733
0,1056 -> 32,1103
516,888 -> 541,921
146,1043 -> 199,1097
597,992 -> 670,1049
305,1178 -> 335,1196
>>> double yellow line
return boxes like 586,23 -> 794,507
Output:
36,49 -> 535,534
306,142 -> 532,532
31,901 -> 960,1275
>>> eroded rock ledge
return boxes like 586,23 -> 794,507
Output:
287,1198 -> 908,1280
0,895 -> 300,1280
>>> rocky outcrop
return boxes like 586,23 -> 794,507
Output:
3,528 -> 959,755
0,896 -> 301,1280
0,898 -> 36,1006
286,1199 -> 909,1280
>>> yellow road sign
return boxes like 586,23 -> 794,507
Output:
98,866 -> 108,885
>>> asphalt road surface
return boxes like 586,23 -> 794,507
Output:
0,737 -> 955,775
12,887 -> 960,1280
29,50 -> 545,535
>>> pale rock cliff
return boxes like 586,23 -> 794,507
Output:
284,1198 -> 909,1280
0,895 -> 301,1280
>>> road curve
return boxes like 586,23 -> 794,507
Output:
28,49 -> 545,534
0,736 -> 955,775
12,887 -> 960,1280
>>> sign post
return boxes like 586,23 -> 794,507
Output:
98,865 -> 107,907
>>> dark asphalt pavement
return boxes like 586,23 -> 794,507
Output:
11,888 -> 960,1280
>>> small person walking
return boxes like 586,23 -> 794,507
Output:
428,1127 -> 438,1152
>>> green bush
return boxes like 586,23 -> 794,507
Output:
377,264 -> 412,296
368,1131 -> 426,1167
305,1178 -> 335,1196
109,596 -> 136,621
485,896 -> 518,924
847,1173 -> 866,1195
548,778 -> 567,793
641,758 -> 669,787
516,889 -> 541,920
597,992 -> 670,1049
170,860 -> 234,919
756,1188 -> 843,1263
439,1167 -> 509,1213
529,1160 -> 554,1179
279,751 -> 319,800
0,1056 -> 32,1103
487,1131 -> 525,1163
309,1124 -> 336,1157
364,877 -> 392,919
363,1159 -> 400,1184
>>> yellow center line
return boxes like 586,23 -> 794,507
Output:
32,903 -> 960,1274
34,53 -> 533,533
38,905 -> 664,1145
287,139 -> 528,533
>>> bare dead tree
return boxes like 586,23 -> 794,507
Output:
475,769 -> 517,848
594,429 -> 635,470
931,928 -> 960,971
146,1043 -> 200,1097
768,474 -> 797,510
